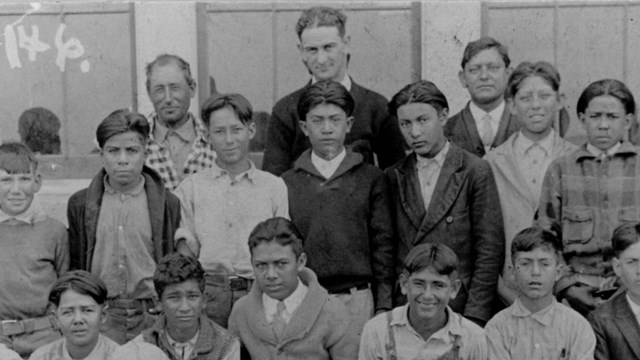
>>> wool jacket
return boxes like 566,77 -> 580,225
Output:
67,166 -> 181,271
228,268 -> 358,360
385,144 -> 504,324
281,148 -> 395,311
126,314 -> 239,360
444,102 -> 520,158
262,80 -> 406,176
588,292 -> 640,360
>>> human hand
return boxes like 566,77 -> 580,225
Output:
563,284 -> 605,314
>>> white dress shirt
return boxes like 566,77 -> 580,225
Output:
311,147 -> 346,180
514,130 -> 556,202
469,100 -> 505,150
263,278 -> 308,324
416,142 -> 450,211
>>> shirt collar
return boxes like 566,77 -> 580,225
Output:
262,278 -> 308,316
311,147 -> 346,168
311,73 -> 352,91
0,197 -> 47,224
103,175 -> 146,196
469,99 -> 505,127
390,304 -> 465,338
210,159 -> 257,182
149,112 -> 208,143
514,129 -> 555,156
511,297 -> 557,326
166,330 -> 199,349
152,115 -> 197,144
587,141 -> 622,158
416,141 -> 450,170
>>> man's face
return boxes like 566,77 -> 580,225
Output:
299,103 -> 353,160
299,26 -> 350,82
458,48 -> 510,107
101,131 -> 147,192
400,267 -> 460,324
511,76 -> 560,138
55,289 -> 106,354
147,62 -> 195,128
0,168 -> 40,216
208,107 -> 256,170
252,241 -> 306,301
580,95 -> 631,151
512,247 -> 561,301
160,279 -> 205,336
397,102 -> 448,158
614,242 -> 640,300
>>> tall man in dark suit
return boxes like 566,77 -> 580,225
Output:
385,80 -> 504,326
262,6 -> 405,176
445,37 -> 519,158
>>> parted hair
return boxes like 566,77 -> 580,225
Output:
248,217 -> 304,259
576,79 -> 636,116
0,142 -> 38,174
96,109 -> 150,149
296,6 -> 347,39
297,80 -> 355,121
49,270 -> 108,307
511,226 -> 563,264
200,93 -> 253,128
612,222 -> 640,258
153,253 -> 206,298
507,61 -> 561,99
403,243 -> 459,278
388,80 -> 449,117
145,54 -> 195,92
461,37 -> 510,69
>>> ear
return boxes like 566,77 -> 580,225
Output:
554,261 -> 564,282
578,112 -> 586,123
508,98 -> 518,116
299,120 -> 310,137
342,34 -> 351,52
345,116 -> 354,133
100,305 -> 109,327
505,65 -> 513,77
438,108 -> 449,123
613,257 -> 622,278
399,273 -> 409,296
624,113 -> 634,132
449,278 -> 461,300
458,70 -> 468,89
297,252 -> 307,271
556,92 -> 566,112
248,122 -> 257,140
33,173 -> 42,193
188,80 -> 196,99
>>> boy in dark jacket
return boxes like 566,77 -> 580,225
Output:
67,109 -> 181,344
281,80 -> 395,336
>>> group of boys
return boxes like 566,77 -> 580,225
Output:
1,4 -> 640,360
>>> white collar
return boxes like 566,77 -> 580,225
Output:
416,141 -> 449,169
0,198 -> 47,224
312,73 -> 352,91
469,100 -> 505,126
627,293 -> 640,317
262,278 -> 308,317
587,142 -> 621,158
514,129 -> 555,156
311,147 -> 346,179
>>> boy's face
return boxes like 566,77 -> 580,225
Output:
0,167 -> 40,216
400,266 -> 460,324
299,103 -> 353,161
510,75 -> 560,138
397,102 -> 448,158
55,289 -> 107,353
101,131 -> 147,192
208,107 -> 256,169
160,279 -> 204,335
251,240 -> 306,301
580,95 -> 631,151
614,241 -> 640,299
512,246 -> 562,300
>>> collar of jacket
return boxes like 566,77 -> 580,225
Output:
145,314 -> 221,357
292,147 -> 364,180
575,141 -> 637,162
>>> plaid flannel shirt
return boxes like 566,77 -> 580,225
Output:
145,113 -> 216,191
537,142 -> 640,292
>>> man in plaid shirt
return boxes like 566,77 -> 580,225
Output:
144,54 -> 215,190
537,79 -> 639,315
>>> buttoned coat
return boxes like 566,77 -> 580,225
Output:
444,102 -> 520,158
588,292 -> 640,360
385,143 -> 504,323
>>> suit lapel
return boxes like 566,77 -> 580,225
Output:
415,146 -> 467,244
492,106 -> 514,147
613,294 -> 640,358
460,104 -> 485,154
395,154 -> 426,233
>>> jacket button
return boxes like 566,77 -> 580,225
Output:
446,216 -> 453,223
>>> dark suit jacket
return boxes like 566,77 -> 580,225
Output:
588,292 -> 640,360
444,102 -> 520,158
385,144 -> 505,323
262,80 -> 406,176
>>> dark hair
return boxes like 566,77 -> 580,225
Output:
576,79 -> 636,116
153,253 -> 205,299
200,93 -> 253,128
248,217 -> 304,259
18,107 -> 61,155
296,6 -> 347,39
96,109 -> 150,149
388,80 -> 449,117
511,226 -> 563,264
403,243 -> 459,277
612,223 -> 640,258
297,80 -> 355,121
0,142 -> 38,174
507,61 -> 561,99
461,37 -> 510,69
49,270 -> 108,307
145,54 -> 196,92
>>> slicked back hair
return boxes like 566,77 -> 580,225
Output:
248,217 -> 304,259
96,109 -> 150,149
153,253 -> 206,299
296,6 -> 347,39
388,80 -> 449,117
0,142 -> 38,174
612,222 -> 640,258
297,80 -> 354,121
507,61 -> 561,99
403,243 -> 459,278
49,270 -> 108,307
576,79 -> 635,116
461,37 -> 510,69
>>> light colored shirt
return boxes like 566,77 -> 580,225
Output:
470,100 -> 505,150
107,342 -> 170,360
587,141 -> 621,158
0,343 -> 20,360
514,130 -> 556,203
174,161 -> 289,277
153,117 -> 197,178
485,298 -> 596,360
626,294 -> 640,328
263,278 -> 308,324
416,141 -> 449,211
92,176 -> 156,299
0,197 -> 47,224
29,334 -> 118,360
312,73 -> 352,91
311,147 -> 346,179
166,331 -> 198,360
358,304 -> 487,360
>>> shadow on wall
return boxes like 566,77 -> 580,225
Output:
18,107 -> 61,155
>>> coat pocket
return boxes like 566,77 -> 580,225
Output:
562,209 -> 594,244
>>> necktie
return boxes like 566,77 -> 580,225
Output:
272,301 -> 287,339
174,343 -> 188,360
480,114 -> 494,147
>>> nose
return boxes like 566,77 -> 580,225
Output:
178,296 -> 190,312
531,94 -> 542,109
266,265 -> 278,280
420,284 -> 435,299
479,66 -> 490,79
531,261 -> 542,275
72,309 -> 83,323
224,130 -> 234,144
317,49 -> 328,63
117,151 -> 129,164
9,180 -> 20,192
321,120 -> 333,134
161,87 -> 174,103
410,122 -> 422,138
